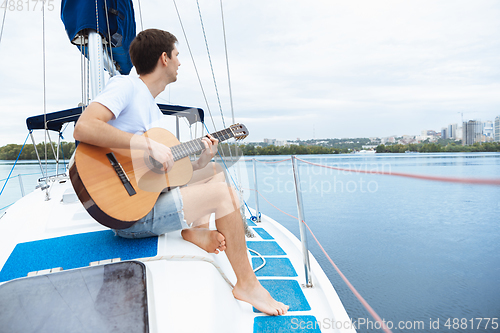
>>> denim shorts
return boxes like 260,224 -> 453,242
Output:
113,187 -> 188,239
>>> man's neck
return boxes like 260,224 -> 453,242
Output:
139,73 -> 170,99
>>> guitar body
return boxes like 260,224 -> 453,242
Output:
69,128 -> 193,229
70,124 -> 248,230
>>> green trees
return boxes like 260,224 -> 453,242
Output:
238,144 -> 342,156
0,142 -> 76,160
375,142 -> 500,153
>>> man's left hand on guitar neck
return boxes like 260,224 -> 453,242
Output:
191,134 -> 218,171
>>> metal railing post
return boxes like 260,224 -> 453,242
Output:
291,155 -> 313,287
18,174 -> 25,197
252,158 -> 261,222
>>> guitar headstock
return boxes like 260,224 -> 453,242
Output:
229,123 -> 249,141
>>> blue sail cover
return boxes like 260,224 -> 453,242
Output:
61,0 -> 136,75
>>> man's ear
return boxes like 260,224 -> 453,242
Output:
159,52 -> 169,67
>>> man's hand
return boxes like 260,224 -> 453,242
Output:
193,134 -> 218,171
148,139 -> 175,172
131,135 -> 174,172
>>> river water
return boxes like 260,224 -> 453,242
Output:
1,153 -> 499,332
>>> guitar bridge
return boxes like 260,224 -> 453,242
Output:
106,152 -> 136,196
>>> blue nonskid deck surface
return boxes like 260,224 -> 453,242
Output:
248,217 -> 323,331
246,241 -> 286,256
253,279 -> 311,313
252,257 -> 298,277
0,230 -> 158,282
246,218 -> 257,227
253,228 -> 274,240
254,315 -> 321,333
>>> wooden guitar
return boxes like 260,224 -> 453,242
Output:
69,124 -> 249,229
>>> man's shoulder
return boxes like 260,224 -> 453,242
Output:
108,74 -> 138,86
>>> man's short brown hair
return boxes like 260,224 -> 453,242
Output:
129,29 -> 178,75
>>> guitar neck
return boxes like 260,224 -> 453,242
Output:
170,127 -> 234,161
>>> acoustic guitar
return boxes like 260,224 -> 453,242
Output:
69,124 -> 249,229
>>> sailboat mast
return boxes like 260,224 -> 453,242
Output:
87,31 -> 106,99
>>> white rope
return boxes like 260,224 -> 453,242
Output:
139,254 -> 235,288
248,248 -> 267,273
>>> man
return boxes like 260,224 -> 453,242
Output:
73,29 -> 288,316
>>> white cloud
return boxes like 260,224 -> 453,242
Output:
0,0 -> 499,146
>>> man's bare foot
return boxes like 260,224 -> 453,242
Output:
181,228 -> 226,254
232,280 -> 289,316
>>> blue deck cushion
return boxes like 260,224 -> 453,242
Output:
252,228 -> 274,240
252,257 -> 298,277
0,230 -> 158,282
247,241 -> 286,256
254,280 -> 311,312
254,315 -> 321,333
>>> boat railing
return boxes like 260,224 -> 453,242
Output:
246,154 -> 500,333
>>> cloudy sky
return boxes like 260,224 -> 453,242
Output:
0,0 -> 499,146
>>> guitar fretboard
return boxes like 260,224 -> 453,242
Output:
170,127 -> 234,161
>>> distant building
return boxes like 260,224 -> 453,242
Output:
263,138 -> 289,146
381,137 -> 396,144
495,116 -> 500,142
483,121 -> 494,142
448,123 -> 458,140
462,120 -> 482,145
441,127 -> 448,139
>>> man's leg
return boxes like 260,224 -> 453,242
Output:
181,162 -> 227,253
179,182 -> 289,316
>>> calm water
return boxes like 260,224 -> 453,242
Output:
1,153 -> 499,332
241,153 -> 500,333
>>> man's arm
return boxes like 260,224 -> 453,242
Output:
74,102 -> 175,170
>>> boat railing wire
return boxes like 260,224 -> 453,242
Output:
243,156 -> 500,333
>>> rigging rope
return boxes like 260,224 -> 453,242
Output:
172,0 -> 217,131
295,157 -> 500,186
0,133 -> 30,198
196,0 -> 226,128
103,0 -> 116,77
137,0 -> 144,31
41,0 -> 49,199
219,0 -> 235,125
0,0 -> 7,48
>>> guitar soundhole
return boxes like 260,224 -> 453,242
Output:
145,154 -> 167,174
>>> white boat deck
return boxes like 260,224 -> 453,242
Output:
0,175 -> 355,333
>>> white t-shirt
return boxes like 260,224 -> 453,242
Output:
93,75 -> 164,134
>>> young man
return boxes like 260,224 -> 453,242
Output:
73,29 -> 288,316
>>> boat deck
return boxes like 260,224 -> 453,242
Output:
0,176 -> 355,333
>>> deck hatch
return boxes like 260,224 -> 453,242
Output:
0,261 -> 149,333
0,230 -> 157,282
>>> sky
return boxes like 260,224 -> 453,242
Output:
0,0 -> 499,146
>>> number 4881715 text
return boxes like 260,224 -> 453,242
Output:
1,0 -> 54,11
